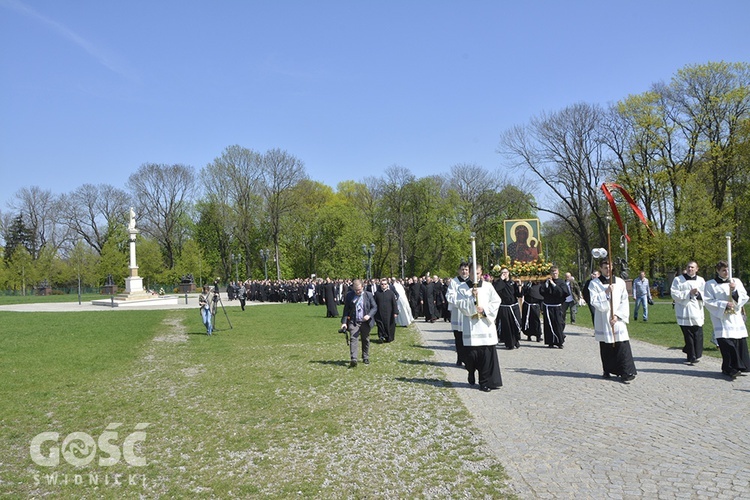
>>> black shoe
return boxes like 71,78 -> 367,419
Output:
728,370 -> 740,379
349,361 -> 357,368
479,385 -> 491,392
633,317 -> 637,321
558,344 -> 564,349
363,359 -> 370,365
621,374 -> 636,384
468,372 -> 476,386
602,372 -> 611,379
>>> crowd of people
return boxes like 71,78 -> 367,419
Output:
204,258 -> 749,385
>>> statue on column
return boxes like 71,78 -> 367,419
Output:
128,207 -> 136,231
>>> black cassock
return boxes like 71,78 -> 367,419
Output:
493,278 -> 523,349
522,282 -> 543,342
441,281 -> 451,321
421,281 -> 438,321
322,282 -> 339,317
540,278 -> 569,347
408,282 -> 422,318
374,288 -> 398,342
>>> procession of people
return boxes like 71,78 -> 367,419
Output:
213,251 -> 748,385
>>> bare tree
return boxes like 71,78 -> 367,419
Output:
59,183 -> 131,255
499,102 -> 609,268
371,165 -> 416,278
600,100 -> 671,233
8,186 -> 64,259
202,145 -> 264,277
447,162 -> 502,232
127,163 -> 196,269
261,149 -> 307,279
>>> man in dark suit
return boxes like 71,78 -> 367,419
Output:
341,279 -> 378,367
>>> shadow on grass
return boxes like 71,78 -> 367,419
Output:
395,376 -> 453,388
310,360 -> 352,368
399,358 -> 456,369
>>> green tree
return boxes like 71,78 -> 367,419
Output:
137,237 -> 168,290
281,180 -> 339,278
127,163 -> 196,269
193,199 -> 232,282
63,240 -> 101,291
2,214 -> 34,262
664,62 -> 750,212
174,239 -> 209,287
96,231 -> 128,287
7,247 -> 35,294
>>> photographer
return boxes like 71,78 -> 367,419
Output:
199,285 -> 214,336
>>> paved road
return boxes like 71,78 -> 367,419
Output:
0,293 -> 243,312
414,320 -> 750,499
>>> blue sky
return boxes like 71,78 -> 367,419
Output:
1,0 -> 748,210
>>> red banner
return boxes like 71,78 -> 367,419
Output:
601,183 -> 654,241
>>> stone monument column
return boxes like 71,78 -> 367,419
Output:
124,207 -> 145,295
91,207 -> 178,307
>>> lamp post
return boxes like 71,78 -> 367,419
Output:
362,243 -> 375,280
399,246 -> 406,279
259,249 -> 270,280
77,251 -> 82,305
231,253 -> 241,282
490,242 -> 504,266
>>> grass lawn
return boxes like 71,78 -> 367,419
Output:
0,304 -> 512,499
572,297 -> 722,359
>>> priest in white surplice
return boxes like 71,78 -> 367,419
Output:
588,261 -> 637,384
453,264 -> 503,392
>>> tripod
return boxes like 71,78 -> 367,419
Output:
210,283 -> 233,331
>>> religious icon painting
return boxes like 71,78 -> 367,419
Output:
504,219 -> 542,263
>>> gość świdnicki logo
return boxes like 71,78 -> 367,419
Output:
30,423 -> 150,467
